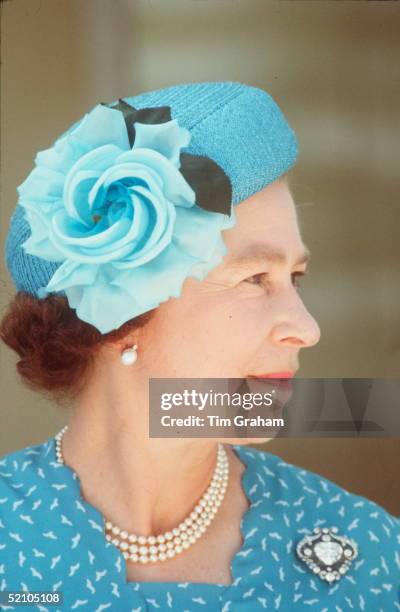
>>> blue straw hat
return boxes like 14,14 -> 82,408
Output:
3,81 -> 298,333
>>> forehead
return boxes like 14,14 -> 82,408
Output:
222,180 -> 306,260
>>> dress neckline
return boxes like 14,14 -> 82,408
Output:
46,436 -> 261,595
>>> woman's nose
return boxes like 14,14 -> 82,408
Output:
270,294 -> 321,348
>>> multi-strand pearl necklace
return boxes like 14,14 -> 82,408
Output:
54,425 -> 229,564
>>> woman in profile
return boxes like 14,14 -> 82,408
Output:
1,81 -> 399,611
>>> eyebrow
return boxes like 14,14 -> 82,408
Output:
224,243 -> 311,271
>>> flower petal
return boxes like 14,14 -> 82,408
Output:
111,240 -> 199,307
112,192 -> 176,269
172,204 -> 230,262
63,144 -> 123,224
49,208 -> 135,263
17,166 -> 65,203
87,163 -> 164,208
133,120 -> 191,168
34,135 -> 89,175
45,260 -> 100,293
221,207 -> 237,231
62,285 -> 82,308
116,149 -> 195,208
113,185 -> 169,264
185,208 -> 236,279
20,202 -> 66,262
70,280 -> 148,334
67,104 -> 130,151
186,235 -> 229,281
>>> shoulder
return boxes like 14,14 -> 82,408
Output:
239,443 -> 398,510
0,438 -> 61,584
241,443 -> 400,526
236,444 -> 400,576
0,437 -> 67,523
0,439 -> 53,498
0,438 -> 54,514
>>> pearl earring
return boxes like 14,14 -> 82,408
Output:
120,344 -> 138,366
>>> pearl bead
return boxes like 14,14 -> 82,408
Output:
121,349 -> 138,366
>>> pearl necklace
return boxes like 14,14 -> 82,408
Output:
54,425 -> 229,564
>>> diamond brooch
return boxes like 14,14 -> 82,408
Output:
296,526 -> 358,583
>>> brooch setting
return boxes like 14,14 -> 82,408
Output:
296,526 -> 358,583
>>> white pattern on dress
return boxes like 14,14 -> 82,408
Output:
0,438 -> 399,611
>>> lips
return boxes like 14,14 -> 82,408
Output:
249,378 -> 293,391
247,371 -> 295,379
246,371 -> 296,399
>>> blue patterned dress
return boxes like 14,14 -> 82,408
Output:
1,435 -> 399,611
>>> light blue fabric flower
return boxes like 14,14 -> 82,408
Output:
17,104 -> 236,333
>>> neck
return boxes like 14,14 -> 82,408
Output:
61,388 -> 231,537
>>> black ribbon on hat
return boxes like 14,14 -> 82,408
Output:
101,98 -> 232,216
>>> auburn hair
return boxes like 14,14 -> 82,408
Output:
0,292 -> 155,407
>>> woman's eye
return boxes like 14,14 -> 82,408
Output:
244,271 -> 306,289
244,273 -> 269,285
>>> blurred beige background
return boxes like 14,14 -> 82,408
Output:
0,0 -> 399,514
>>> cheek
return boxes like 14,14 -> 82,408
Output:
225,289 -> 271,332
142,289 -> 270,376
180,293 -> 269,366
